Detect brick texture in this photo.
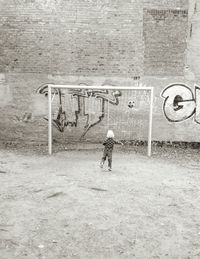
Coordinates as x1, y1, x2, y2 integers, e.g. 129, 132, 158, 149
186, 0, 200, 79
0, 0, 188, 77
0, 0, 144, 77
143, 9, 188, 76
144, 0, 188, 9
1, 0, 199, 145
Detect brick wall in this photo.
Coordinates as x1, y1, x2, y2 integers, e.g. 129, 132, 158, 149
0, 0, 188, 77
144, 0, 188, 9
0, 0, 144, 77
186, 0, 200, 79
143, 9, 188, 76
1, 73, 200, 145
2, 0, 200, 145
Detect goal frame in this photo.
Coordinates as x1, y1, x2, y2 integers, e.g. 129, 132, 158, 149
47, 84, 154, 156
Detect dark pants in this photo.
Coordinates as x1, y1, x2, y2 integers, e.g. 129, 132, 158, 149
101, 149, 112, 168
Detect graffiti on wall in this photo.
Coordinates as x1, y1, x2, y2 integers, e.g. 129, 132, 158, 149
36, 83, 121, 138
161, 83, 200, 124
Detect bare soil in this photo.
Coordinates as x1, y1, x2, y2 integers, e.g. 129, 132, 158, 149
0, 144, 200, 259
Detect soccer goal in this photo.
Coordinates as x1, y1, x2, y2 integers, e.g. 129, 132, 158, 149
47, 84, 154, 156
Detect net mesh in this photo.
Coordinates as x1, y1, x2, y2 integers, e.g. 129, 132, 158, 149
50, 87, 151, 143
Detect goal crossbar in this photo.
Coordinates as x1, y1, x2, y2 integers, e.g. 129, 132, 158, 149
48, 84, 154, 156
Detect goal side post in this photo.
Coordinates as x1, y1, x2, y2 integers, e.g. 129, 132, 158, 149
48, 84, 52, 155
47, 84, 153, 156
148, 87, 154, 157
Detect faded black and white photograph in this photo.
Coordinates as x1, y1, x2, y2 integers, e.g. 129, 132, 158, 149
0, 0, 200, 258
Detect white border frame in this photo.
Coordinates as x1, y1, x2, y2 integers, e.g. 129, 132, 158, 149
48, 84, 154, 156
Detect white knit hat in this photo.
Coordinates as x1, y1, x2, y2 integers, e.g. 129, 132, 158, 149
107, 130, 114, 138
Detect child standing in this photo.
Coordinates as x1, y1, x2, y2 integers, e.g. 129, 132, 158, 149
100, 130, 123, 171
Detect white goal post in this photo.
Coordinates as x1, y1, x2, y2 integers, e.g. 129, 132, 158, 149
48, 84, 154, 156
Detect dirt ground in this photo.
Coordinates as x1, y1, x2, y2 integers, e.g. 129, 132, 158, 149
0, 144, 200, 259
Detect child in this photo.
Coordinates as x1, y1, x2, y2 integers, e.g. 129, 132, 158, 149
100, 130, 123, 171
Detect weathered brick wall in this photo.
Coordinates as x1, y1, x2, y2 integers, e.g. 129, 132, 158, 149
0, 0, 144, 77
0, 0, 188, 77
143, 9, 188, 76
185, 0, 200, 80
144, 0, 188, 9
2, 0, 200, 145
1, 74, 200, 145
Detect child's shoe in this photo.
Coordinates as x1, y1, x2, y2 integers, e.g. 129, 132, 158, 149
100, 162, 103, 168
108, 167, 112, 171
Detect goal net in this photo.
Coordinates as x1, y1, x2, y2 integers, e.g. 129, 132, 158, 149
47, 84, 154, 156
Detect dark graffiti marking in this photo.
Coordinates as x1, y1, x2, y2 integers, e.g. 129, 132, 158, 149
70, 88, 121, 138
36, 83, 59, 97
161, 83, 200, 124
14, 112, 32, 123
36, 84, 121, 138
36, 83, 70, 132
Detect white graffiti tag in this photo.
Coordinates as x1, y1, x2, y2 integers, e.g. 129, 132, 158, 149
161, 83, 200, 123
